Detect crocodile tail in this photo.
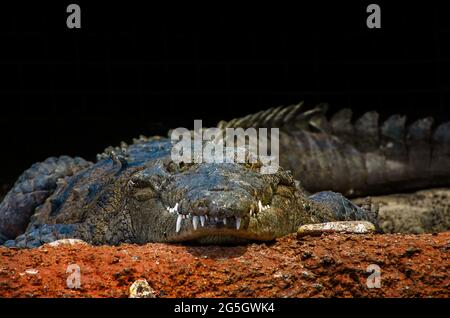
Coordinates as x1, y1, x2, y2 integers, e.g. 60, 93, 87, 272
430, 121, 450, 178
219, 103, 450, 196
0, 156, 92, 243
320, 108, 450, 195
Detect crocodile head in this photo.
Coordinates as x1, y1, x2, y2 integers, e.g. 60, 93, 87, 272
124, 139, 309, 244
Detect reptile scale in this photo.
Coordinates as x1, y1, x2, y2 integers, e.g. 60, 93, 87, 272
1, 103, 449, 247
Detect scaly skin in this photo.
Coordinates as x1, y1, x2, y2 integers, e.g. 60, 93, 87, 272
1, 102, 449, 247
0, 137, 375, 248
219, 103, 450, 196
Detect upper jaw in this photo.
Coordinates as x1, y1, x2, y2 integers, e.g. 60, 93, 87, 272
164, 213, 278, 243
165, 198, 273, 235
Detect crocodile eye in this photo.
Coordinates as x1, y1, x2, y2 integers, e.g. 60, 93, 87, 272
166, 160, 193, 173
129, 175, 153, 189
166, 161, 179, 173
132, 187, 157, 201
128, 174, 158, 201
128, 166, 169, 198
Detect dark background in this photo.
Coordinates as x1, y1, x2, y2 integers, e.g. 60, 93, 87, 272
0, 2, 449, 185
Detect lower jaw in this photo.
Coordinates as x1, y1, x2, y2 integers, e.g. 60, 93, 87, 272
168, 228, 276, 244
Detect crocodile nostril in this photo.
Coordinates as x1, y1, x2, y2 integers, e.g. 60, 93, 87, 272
195, 206, 208, 216
209, 186, 230, 191
207, 204, 222, 217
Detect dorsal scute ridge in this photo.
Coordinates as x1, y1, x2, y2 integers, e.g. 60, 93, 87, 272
216, 101, 334, 131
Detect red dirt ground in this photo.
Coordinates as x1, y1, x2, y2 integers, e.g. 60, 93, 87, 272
0, 232, 449, 298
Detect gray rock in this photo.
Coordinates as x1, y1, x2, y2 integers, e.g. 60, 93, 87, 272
297, 221, 376, 237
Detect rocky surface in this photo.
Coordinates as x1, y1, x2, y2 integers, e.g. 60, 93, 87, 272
354, 188, 450, 234
0, 232, 448, 298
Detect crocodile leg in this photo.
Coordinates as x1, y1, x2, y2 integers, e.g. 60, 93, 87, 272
309, 191, 379, 226
3, 223, 92, 248
0, 156, 92, 244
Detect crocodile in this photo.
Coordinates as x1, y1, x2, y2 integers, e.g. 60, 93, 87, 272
0, 103, 449, 248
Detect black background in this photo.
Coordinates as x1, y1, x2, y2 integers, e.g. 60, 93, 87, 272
0, 2, 449, 185
1, 298, 444, 316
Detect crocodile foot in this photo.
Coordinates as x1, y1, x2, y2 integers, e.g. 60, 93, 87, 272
3, 224, 88, 248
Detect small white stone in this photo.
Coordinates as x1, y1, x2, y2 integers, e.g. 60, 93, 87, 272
129, 279, 157, 298
297, 221, 376, 237
46, 239, 88, 247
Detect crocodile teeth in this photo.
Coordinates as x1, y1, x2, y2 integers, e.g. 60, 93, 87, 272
235, 217, 241, 230
167, 202, 179, 214
200, 215, 206, 227
176, 214, 183, 233
192, 216, 199, 230
257, 200, 269, 213
223, 218, 227, 225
